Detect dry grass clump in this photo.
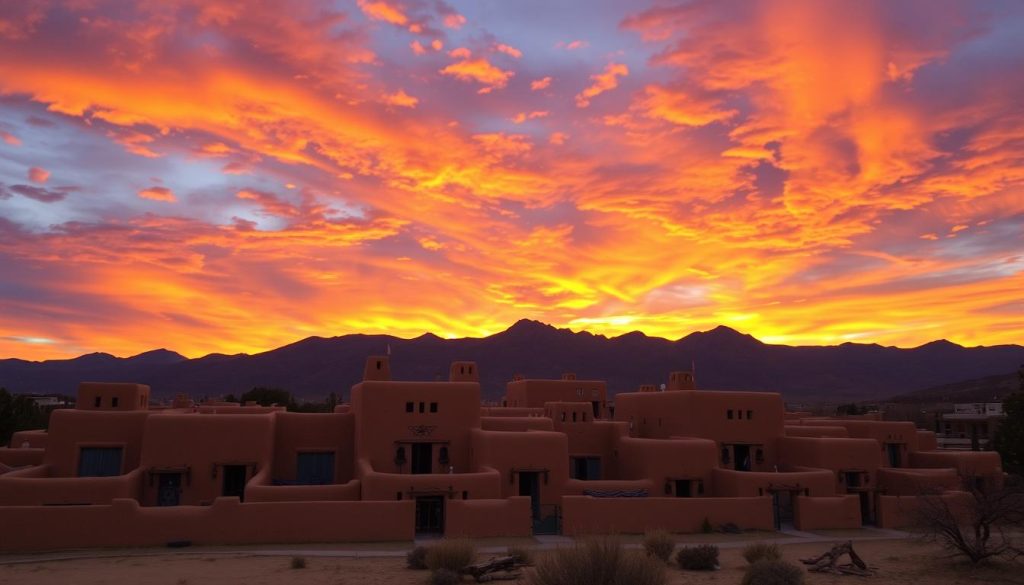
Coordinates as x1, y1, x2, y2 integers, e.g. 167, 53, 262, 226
530, 537, 666, 585
642, 530, 675, 562
742, 542, 782, 564
407, 545, 430, 570
675, 544, 719, 571
425, 539, 476, 573
508, 545, 533, 565
740, 559, 805, 585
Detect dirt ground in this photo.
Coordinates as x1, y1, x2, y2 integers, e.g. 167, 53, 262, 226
1, 538, 1022, 585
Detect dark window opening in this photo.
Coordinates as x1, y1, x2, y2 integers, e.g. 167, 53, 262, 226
438, 446, 450, 467
747, 410, 753, 420
396, 492, 403, 500
721, 447, 731, 465
94, 396, 101, 408
727, 409, 734, 420
222, 465, 247, 502
157, 473, 182, 506
111, 397, 119, 408
376, 360, 382, 370
406, 401, 414, 413
675, 479, 691, 497
572, 412, 577, 422
78, 447, 123, 477
591, 401, 600, 418
297, 452, 335, 485
462, 490, 468, 500
430, 402, 438, 413
570, 457, 601, 480
415, 496, 444, 534
734, 445, 751, 472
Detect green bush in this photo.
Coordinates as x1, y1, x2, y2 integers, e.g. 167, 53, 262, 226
740, 559, 805, 585
428, 568, 461, 585
742, 542, 782, 564
642, 530, 675, 563
530, 537, 666, 585
675, 544, 719, 571
425, 539, 476, 573
508, 545, 533, 565
407, 545, 430, 570
290, 556, 306, 569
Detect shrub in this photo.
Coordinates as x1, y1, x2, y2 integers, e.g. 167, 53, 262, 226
530, 537, 665, 585
425, 539, 476, 573
742, 542, 782, 564
407, 545, 430, 570
675, 545, 719, 571
642, 530, 675, 563
508, 545, 533, 565
740, 559, 805, 585
290, 556, 306, 569
428, 568, 461, 585
700, 517, 714, 533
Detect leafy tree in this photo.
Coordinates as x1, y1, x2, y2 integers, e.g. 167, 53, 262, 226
836, 403, 866, 416
0, 388, 50, 446
240, 387, 296, 409
993, 392, 1024, 475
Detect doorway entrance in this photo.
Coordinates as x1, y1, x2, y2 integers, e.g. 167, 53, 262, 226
411, 443, 433, 474
415, 496, 445, 534
222, 465, 247, 502
734, 445, 751, 471
771, 489, 797, 530
157, 473, 181, 506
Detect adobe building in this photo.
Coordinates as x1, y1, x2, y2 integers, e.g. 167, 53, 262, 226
0, 361, 1004, 551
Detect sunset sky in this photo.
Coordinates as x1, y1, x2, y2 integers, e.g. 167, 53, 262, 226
1, 0, 1022, 360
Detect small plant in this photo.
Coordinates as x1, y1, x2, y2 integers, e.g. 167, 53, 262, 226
428, 568, 461, 585
742, 542, 782, 564
642, 530, 675, 563
700, 517, 714, 533
425, 539, 476, 573
290, 556, 306, 569
531, 537, 666, 585
407, 545, 430, 570
676, 544, 719, 571
508, 545, 533, 565
741, 559, 805, 585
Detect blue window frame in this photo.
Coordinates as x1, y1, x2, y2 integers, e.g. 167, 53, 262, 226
78, 447, 123, 477
296, 452, 335, 485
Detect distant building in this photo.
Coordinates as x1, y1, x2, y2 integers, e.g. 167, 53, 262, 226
0, 361, 1005, 552
936, 403, 1005, 451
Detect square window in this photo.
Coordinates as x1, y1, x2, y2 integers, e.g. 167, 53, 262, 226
429, 402, 438, 413
405, 401, 414, 413
727, 409, 733, 419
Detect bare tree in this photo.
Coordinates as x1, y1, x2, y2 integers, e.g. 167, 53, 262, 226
912, 480, 1024, 563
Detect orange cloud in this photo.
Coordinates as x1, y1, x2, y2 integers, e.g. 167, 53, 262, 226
530, 76, 552, 91
28, 166, 49, 183
381, 89, 419, 108
443, 13, 466, 29
137, 186, 176, 202
496, 43, 522, 58
357, 0, 407, 26
440, 57, 514, 91
576, 62, 628, 107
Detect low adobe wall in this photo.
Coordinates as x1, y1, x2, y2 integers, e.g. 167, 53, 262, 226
246, 479, 362, 502
480, 417, 554, 432
877, 467, 960, 496
792, 495, 860, 530
9, 430, 48, 449
876, 491, 971, 529
0, 447, 45, 468
0, 497, 415, 552
445, 496, 532, 537
0, 466, 143, 505
561, 495, 773, 535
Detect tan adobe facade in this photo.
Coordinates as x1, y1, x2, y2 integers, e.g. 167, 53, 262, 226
0, 360, 1004, 551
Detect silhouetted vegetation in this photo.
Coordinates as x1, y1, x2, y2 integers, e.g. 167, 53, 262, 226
531, 537, 665, 585
835, 402, 868, 416
912, 484, 1024, 563
741, 559, 805, 585
240, 387, 295, 409
424, 539, 476, 573
407, 545, 430, 570
676, 544, 719, 571
508, 545, 532, 565
642, 530, 675, 562
0, 388, 51, 446
993, 392, 1024, 475
743, 542, 782, 564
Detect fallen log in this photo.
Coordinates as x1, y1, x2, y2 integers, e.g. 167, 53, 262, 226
462, 555, 526, 582
800, 541, 875, 576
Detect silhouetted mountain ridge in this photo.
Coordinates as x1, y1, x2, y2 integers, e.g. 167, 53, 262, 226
1, 323, 1021, 404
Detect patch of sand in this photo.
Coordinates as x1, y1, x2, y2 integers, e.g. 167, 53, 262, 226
1, 538, 1021, 585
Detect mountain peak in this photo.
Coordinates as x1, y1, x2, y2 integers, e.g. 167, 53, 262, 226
503, 319, 557, 335
126, 348, 187, 365
678, 325, 762, 346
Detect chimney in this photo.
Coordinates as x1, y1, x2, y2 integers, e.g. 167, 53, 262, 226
363, 355, 391, 381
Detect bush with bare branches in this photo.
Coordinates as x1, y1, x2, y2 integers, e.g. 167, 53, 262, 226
912, 483, 1024, 563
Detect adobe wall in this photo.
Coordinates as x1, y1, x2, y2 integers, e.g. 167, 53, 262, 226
246, 466, 361, 501
712, 468, 836, 497
480, 407, 545, 418
270, 411, 354, 483
0, 497, 414, 552
470, 429, 570, 505
480, 417, 554, 432
138, 413, 274, 506
783, 425, 848, 438
876, 468, 960, 496
616, 437, 717, 491
43, 409, 151, 477
9, 429, 49, 449
76, 382, 149, 411
910, 450, 1002, 476
357, 459, 503, 501
0, 447, 44, 468
445, 496, 532, 537
0, 466, 144, 505
778, 436, 880, 475
916, 430, 938, 451
504, 379, 607, 416
561, 496, 774, 534
352, 381, 480, 474
792, 495, 861, 530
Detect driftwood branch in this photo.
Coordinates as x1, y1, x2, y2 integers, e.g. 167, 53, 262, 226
800, 541, 876, 576
461, 555, 527, 583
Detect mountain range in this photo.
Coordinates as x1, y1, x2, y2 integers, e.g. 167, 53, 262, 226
1, 320, 1022, 404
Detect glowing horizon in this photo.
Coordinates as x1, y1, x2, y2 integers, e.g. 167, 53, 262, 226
1, 0, 1022, 361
